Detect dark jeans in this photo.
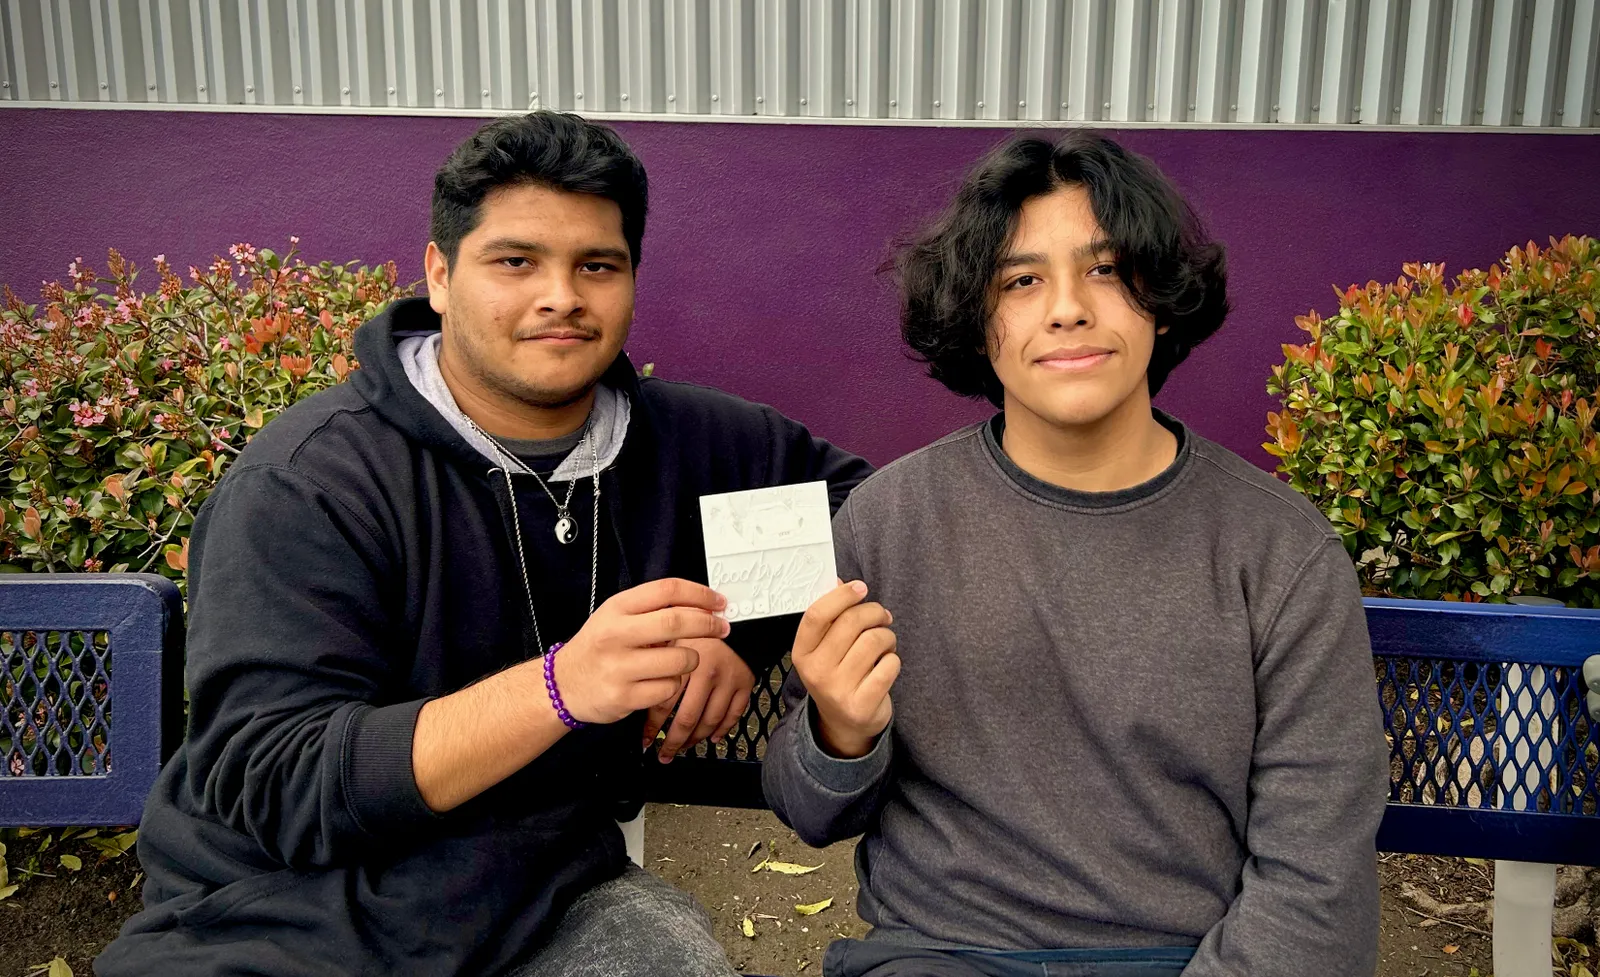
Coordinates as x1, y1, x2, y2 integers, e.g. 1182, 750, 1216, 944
824, 939, 1196, 977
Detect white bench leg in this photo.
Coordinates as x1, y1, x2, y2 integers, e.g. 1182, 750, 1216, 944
1493, 860, 1556, 977
620, 812, 645, 867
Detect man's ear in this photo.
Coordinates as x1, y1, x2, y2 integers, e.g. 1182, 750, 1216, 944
424, 242, 451, 316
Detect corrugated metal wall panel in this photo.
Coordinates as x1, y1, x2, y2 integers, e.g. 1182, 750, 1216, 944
1, 0, 1594, 127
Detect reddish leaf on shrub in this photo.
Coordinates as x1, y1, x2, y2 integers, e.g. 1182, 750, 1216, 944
21, 506, 40, 540
103, 475, 126, 502
164, 539, 188, 572
332, 354, 351, 381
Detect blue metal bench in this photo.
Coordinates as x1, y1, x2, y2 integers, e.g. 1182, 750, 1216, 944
4, 577, 1599, 976
4, 577, 1599, 854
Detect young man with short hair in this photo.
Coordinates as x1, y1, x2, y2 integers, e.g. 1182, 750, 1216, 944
97, 112, 871, 977
768, 133, 1388, 977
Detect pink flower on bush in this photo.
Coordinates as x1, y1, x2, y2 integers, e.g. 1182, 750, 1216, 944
152, 413, 169, 429
290, 236, 301, 245
229, 243, 258, 265
113, 298, 137, 323
123, 378, 138, 397
159, 357, 176, 372
218, 336, 232, 351
83, 557, 103, 572
69, 400, 107, 426
20, 378, 39, 398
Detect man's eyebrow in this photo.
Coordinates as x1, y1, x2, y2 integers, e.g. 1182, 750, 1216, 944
577, 246, 633, 264
476, 237, 551, 257
997, 251, 1046, 270
1073, 238, 1116, 261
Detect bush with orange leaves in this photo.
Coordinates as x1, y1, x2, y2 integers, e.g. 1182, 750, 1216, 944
0, 240, 415, 590
1268, 235, 1600, 603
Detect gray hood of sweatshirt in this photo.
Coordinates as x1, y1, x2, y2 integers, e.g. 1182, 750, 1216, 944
396, 331, 629, 481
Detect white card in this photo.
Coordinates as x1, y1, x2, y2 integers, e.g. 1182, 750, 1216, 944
700, 481, 837, 623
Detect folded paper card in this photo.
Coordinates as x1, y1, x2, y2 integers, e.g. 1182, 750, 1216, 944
699, 481, 837, 623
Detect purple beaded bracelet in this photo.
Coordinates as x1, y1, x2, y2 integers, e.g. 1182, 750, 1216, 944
543, 642, 585, 730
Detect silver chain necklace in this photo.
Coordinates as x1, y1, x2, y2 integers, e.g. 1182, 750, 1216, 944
470, 416, 601, 651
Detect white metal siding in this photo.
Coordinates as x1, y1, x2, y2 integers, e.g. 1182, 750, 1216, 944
1, 0, 1595, 127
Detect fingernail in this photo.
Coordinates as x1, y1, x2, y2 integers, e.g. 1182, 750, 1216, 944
886, 609, 893, 624
720, 619, 732, 637
659, 753, 673, 765
714, 591, 728, 609
850, 580, 868, 596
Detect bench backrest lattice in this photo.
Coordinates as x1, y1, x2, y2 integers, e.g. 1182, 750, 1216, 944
0, 575, 183, 826
1367, 598, 1600, 865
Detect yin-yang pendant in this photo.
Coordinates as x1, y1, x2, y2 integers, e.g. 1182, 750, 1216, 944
554, 514, 577, 545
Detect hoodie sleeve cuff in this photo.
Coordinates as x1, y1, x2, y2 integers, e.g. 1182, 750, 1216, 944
340, 699, 441, 834
796, 697, 892, 795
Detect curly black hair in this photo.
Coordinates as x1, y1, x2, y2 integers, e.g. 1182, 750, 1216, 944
431, 111, 649, 271
897, 132, 1229, 406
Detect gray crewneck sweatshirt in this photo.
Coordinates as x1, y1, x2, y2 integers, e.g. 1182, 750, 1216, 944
763, 414, 1387, 976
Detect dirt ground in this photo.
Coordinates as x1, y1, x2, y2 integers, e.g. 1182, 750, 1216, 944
0, 806, 1585, 977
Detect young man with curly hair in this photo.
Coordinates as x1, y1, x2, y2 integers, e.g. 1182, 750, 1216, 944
765, 133, 1389, 976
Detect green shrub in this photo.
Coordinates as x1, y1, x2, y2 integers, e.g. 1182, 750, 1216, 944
1268, 235, 1600, 603
1, 242, 415, 588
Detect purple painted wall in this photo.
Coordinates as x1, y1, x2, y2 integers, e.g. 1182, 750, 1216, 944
3, 109, 1597, 468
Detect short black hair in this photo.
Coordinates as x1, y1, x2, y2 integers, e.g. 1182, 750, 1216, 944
897, 132, 1229, 406
431, 111, 649, 270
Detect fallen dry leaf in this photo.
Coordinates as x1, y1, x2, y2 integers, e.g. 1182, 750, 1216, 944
741, 917, 756, 938
763, 860, 823, 876
795, 898, 834, 916
1443, 945, 1459, 954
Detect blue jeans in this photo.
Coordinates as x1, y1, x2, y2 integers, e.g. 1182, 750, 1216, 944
824, 938, 1196, 977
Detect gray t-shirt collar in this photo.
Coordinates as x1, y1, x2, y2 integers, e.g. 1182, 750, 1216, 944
982, 409, 1192, 509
